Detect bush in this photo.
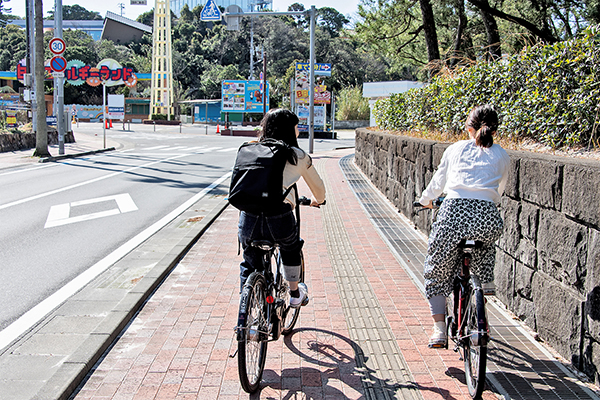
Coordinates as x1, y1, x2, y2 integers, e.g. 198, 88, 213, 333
373, 25, 600, 148
336, 86, 370, 121
151, 113, 176, 121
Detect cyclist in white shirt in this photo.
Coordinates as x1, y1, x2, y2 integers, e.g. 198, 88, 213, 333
419, 105, 510, 348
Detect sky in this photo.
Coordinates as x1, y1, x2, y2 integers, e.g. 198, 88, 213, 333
6, 0, 361, 22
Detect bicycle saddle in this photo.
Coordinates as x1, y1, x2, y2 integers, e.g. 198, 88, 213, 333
250, 240, 276, 251
458, 239, 484, 249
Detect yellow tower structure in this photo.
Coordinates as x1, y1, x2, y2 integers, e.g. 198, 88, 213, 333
149, 0, 174, 119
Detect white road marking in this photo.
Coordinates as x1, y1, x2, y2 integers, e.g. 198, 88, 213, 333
143, 145, 170, 150
0, 164, 56, 177
45, 193, 138, 228
0, 153, 189, 211
218, 147, 238, 152
0, 172, 231, 352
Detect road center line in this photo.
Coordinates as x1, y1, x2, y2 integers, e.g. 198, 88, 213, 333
0, 171, 232, 352
0, 153, 189, 211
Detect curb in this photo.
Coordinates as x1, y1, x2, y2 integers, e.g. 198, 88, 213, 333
39, 198, 230, 400
0, 191, 231, 400
38, 147, 116, 163
35, 197, 230, 400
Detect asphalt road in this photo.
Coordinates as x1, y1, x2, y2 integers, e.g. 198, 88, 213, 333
0, 123, 355, 334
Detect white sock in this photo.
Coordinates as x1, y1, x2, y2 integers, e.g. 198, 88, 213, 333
434, 321, 446, 333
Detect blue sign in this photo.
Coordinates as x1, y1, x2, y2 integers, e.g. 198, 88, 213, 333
46, 116, 57, 125
200, 0, 222, 21
221, 80, 270, 113
295, 62, 332, 76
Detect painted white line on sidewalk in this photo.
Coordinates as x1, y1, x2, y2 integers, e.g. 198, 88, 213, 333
0, 171, 231, 352
0, 153, 189, 211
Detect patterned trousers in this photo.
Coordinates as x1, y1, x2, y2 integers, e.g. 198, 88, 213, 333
424, 198, 503, 299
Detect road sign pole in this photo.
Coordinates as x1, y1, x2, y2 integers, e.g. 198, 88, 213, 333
54, 0, 65, 155
309, 5, 315, 154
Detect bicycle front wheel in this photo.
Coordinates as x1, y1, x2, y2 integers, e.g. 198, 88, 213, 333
281, 250, 305, 335
464, 289, 488, 399
238, 272, 268, 393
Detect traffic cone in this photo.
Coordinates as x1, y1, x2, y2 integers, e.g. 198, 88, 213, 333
216, 124, 220, 134
105, 119, 109, 129
109, 119, 113, 128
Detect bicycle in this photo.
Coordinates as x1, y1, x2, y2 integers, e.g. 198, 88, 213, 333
414, 198, 490, 399
235, 195, 320, 393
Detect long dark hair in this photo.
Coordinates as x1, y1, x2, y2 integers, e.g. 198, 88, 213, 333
258, 108, 300, 164
466, 105, 499, 148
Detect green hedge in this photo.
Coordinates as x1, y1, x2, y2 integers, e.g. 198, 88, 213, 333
373, 25, 600, 148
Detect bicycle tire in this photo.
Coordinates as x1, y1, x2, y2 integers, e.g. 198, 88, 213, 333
281, 250, 305, 335
464, 289, 488, 399
238, 272, 268, 393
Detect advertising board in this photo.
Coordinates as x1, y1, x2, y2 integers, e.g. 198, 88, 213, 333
221, 80, 270, 113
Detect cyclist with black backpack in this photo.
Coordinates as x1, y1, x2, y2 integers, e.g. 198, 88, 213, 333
231, 108, 326, 308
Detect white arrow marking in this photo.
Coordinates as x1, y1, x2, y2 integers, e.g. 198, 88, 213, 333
45, 193, 138, 228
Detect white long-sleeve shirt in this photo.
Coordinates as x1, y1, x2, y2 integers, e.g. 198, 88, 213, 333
419, 139, 510, 205
283, 147, 326, 207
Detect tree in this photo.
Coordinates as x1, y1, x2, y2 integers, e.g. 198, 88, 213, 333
0, 0, 12, 27
46, 4, 102, 20
317, 7, 349, 37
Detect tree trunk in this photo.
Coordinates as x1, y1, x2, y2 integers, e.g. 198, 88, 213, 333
450, 0, 468, 67
33, 0, 49, 157
479, 0, 502, 60
419, 0, 440, 72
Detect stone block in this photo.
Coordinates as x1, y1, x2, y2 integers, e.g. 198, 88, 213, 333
538, 209, 587, 290
532, 272, 583, 360
494, 250, 515, 309
586, 228, 600, 287
514, 261, 535, 300
586, 287, 600, 342
498, 197, 520, 254
519, 156, 562, 210
519, 201, 539, 243
563, 162, 600, 228
516, 239, 537, 270
581, 339, 600, 387
431, 143, 448, 171
503, 153, 520, 199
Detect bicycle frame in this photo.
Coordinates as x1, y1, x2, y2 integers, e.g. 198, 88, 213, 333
452, 252, 489, 350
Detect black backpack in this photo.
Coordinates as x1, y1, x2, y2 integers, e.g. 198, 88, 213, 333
228, 139, 296, 214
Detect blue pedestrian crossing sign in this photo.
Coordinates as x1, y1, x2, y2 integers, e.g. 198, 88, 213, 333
200, 0, 222, 21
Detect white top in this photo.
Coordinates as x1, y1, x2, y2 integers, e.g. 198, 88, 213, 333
419, 139, 510, 205
283, 147, 326, 207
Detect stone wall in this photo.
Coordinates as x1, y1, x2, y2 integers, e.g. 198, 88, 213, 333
355, 128, 600, 385
0, 130, 75, 153
335, 120, 370, 129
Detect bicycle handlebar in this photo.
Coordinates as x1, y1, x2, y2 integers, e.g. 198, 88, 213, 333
413, 197, 445, 211
298, 196, 326, 207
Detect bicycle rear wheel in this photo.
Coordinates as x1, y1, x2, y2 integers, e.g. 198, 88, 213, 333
238, 272, 268, 393
464, 289, 488, 399
281, 250, 305, 335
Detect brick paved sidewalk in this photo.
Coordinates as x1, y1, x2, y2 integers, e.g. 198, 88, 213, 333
70, 149, 498, 400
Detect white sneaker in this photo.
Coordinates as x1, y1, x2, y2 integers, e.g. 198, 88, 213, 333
289, 283, 308, 308
428, 321, 448, 348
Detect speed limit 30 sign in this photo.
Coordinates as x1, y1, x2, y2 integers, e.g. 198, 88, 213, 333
49, 37, 66, 55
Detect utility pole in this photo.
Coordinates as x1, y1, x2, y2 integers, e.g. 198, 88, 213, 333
118, 3, 125, 16
34, 0, 50, 157
26, 0, 36, 132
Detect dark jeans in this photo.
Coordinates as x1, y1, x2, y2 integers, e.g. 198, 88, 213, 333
238, 207, 304, 290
